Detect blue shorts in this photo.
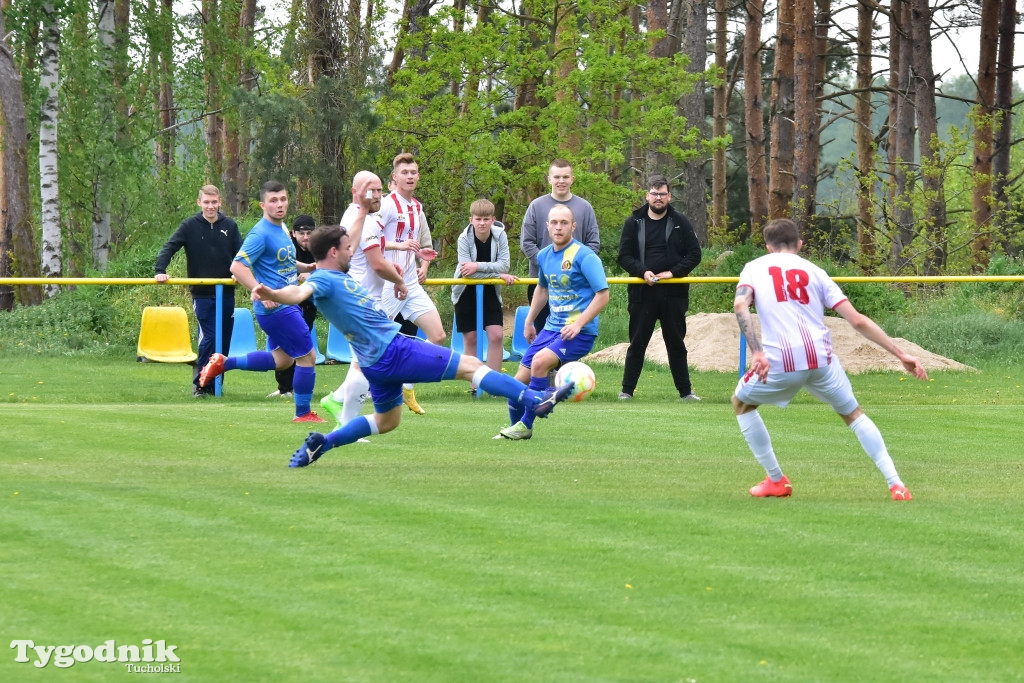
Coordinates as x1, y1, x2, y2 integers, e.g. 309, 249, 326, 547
521, 329, 596, 369
363, 334, 460, 412
257, 305, 315, 359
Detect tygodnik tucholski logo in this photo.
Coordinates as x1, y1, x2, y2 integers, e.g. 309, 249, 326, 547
11, 639, 180, 672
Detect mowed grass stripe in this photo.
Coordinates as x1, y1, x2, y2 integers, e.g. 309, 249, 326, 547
3, 361, 1023, 680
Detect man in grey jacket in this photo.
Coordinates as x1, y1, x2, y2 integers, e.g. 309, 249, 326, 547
520, 159, 600, 331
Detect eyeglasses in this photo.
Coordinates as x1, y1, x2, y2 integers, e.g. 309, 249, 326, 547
648, 191, 670, 198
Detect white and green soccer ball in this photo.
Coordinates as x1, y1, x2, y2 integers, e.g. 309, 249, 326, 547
555, 361, 596, 402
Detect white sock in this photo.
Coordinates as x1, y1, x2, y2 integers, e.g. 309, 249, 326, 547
365, 413, 380, 436
849, 414, 902, 486
331, 377, 348, 402
737, 411, 783, 481
471, 365, 491, 388
340, 368, 370, 426
402, 383, 414, 391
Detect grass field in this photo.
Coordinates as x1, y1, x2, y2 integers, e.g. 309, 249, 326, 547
2, 355, 1023, 681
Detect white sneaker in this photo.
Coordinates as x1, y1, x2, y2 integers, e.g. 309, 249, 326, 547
267, 390, 294, 398
680, 392, 702, 402
618, 392, 633, 400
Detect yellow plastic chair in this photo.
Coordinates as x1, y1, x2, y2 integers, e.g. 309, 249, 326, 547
137, 306, 198, 363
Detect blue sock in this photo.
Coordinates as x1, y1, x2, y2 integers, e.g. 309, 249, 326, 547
521, 376, 551, 429
226, 351, 276, 372
478, 370, 528, 402
508, 398, 525, 427
325, 415, 374, 449
293, 365, 315, 416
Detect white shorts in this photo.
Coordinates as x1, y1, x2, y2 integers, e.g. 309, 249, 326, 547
380, 282, 438, 323
734, 355, 859, 415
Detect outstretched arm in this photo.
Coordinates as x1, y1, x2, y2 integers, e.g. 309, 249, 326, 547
834, 301, 929, 380
734, 285, 768, 382
252, 282, 315, 306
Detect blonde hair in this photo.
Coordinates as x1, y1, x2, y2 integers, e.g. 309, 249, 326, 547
198, 184, 220, 199
392, 152, 416, 170
470, 199, 495, 217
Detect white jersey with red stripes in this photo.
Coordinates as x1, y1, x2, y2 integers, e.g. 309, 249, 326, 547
737, 251, 849, 373
340, 203, 386, 300
379, 191, 430, 288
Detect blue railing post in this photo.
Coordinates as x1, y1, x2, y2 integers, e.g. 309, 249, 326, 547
739, 333, 746, 378
474, 284, 484, 398
215, 284, 224, 397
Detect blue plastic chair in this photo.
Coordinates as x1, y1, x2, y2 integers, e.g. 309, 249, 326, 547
229, 308, 259, 356
326, 323, 353, 363
449, 316, 465, 354
510, 305, 531, 360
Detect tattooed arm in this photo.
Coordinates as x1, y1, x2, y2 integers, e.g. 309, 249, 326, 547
734, 285, 768, 382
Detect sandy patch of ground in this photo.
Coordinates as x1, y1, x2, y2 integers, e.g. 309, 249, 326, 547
584, 312, 974, 374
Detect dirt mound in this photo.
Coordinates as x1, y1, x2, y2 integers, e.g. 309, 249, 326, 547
585, 312, 974, 374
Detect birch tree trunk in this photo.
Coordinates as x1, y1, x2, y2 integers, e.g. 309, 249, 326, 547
39, 2, 62, 295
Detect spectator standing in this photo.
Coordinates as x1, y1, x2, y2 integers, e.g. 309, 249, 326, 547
377, 153, 443, 414
451, 199, 517, 371
520, 159, 600, 331
198, 181, 323, 423
616, 174, 702, 401
154, 184, 241, 397
268, 214, 318, 398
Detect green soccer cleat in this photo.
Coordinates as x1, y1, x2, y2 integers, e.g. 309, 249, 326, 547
497, 421, 533, 440
320, 394, 344, 427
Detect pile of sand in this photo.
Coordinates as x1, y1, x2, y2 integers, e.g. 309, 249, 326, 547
584, 312, 974, 374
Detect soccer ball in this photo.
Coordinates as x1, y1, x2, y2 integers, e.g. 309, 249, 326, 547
554, 361, 596, 402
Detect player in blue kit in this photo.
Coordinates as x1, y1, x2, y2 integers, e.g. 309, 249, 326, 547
251, 187, 574, 468
496, 204, 610, 440
199, 181, 323, 422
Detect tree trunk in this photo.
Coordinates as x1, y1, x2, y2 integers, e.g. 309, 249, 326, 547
887, 0, 915, 271
202, 0, 224, 182
0, 11, 42, 308
461, 2, 491, 116
156, 0, 176, 169
911, 0, 946, 275
791, 0, 818, 231
386, 0, 439, 86
971, 0, 999, 271
768, 0, 794, 219
222, 0, 242, 211
994, 0, 1016, 256
677, 0, 708, 245
39, 2, 62, 295
853, 0, 876, 271
235, 0, 257, 215
744, 0, 768, 239
93, 0, 115, 271
710, 0, 728, 242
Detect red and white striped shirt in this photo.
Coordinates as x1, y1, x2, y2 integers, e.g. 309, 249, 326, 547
378, 192, 430, 288
737, 252, 848, 373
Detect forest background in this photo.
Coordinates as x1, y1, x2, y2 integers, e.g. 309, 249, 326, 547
0, 0, 1021, 316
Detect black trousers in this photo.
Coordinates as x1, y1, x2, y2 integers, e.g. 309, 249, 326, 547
621, 291, 692, 397
192, 296, 235, 392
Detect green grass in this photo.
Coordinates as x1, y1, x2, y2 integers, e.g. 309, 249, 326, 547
2, 356, 1023, 681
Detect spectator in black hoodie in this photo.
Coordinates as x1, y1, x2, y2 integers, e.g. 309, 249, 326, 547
155, 185, 242, 397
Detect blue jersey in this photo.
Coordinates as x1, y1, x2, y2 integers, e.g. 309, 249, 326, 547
537, 239, 608, 336
304, 268, 401, 367
235, 218, 298, 315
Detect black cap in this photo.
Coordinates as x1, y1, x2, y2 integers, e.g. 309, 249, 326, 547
292, 214, 316, 231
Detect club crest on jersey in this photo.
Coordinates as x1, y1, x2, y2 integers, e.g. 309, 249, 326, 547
561, 258, 572, 270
